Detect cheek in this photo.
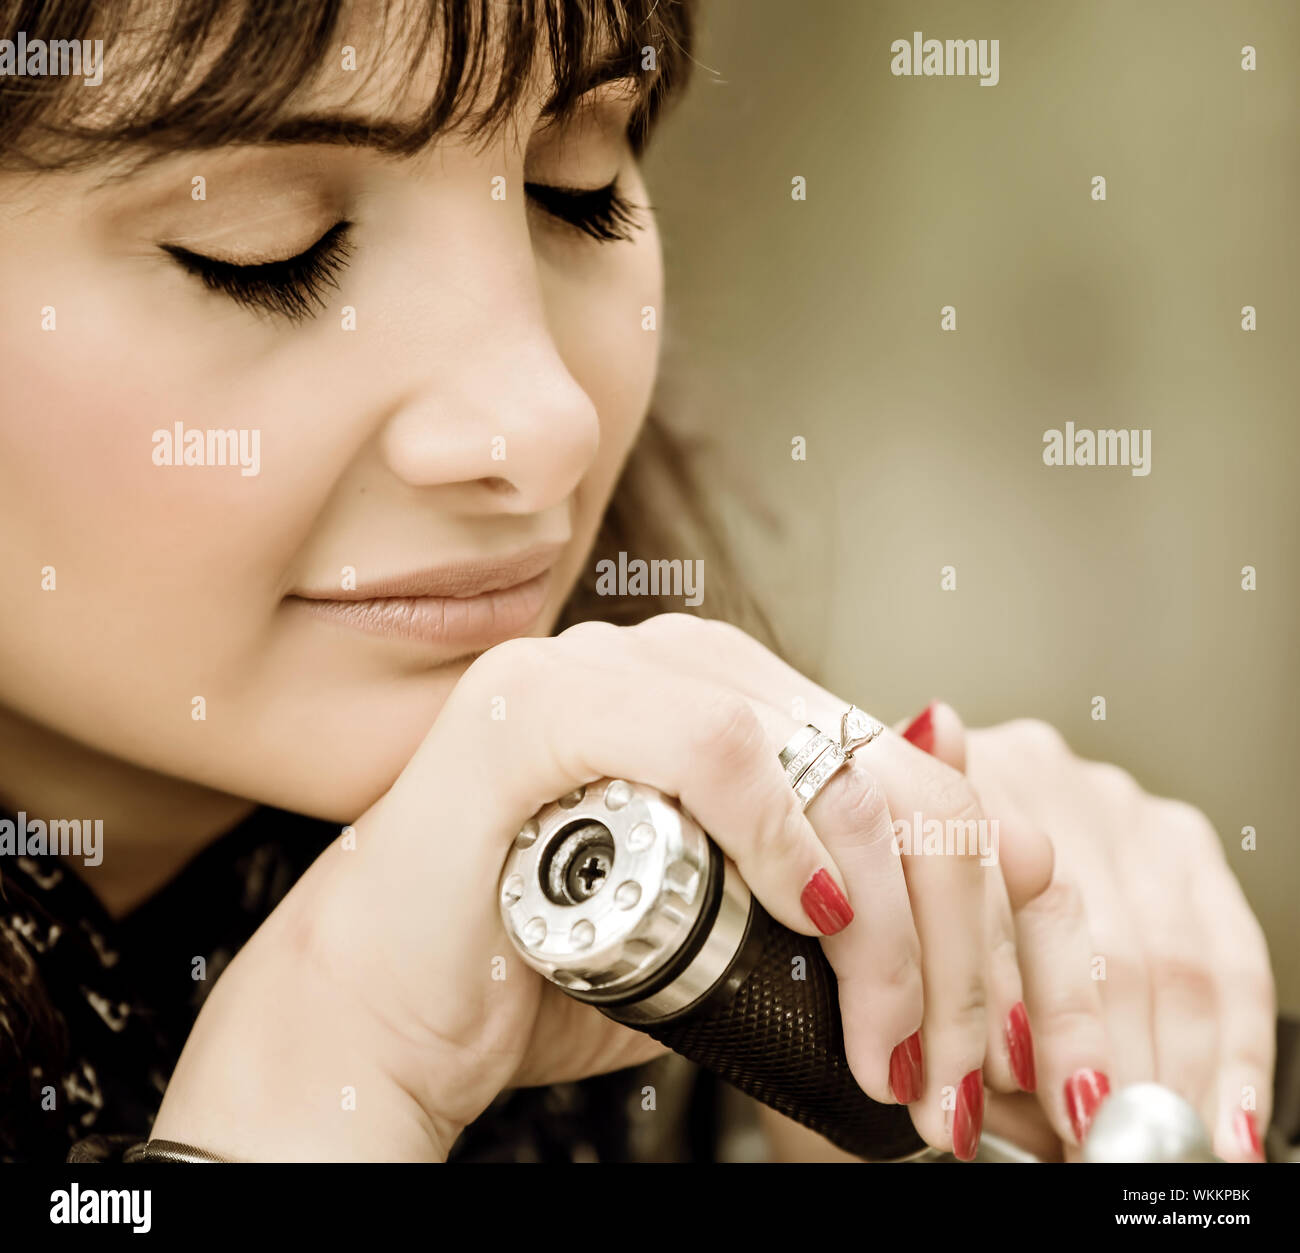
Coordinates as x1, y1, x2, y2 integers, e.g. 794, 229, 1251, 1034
546, 220, 664, 494
0, 247, 338, 763
1, 313, 287, 635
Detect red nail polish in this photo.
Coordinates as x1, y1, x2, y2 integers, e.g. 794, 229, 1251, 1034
800, 868, 853, 935
1234, 1110, 1265, 1162
1064, 1068, 1110, 1143
1005, 1002, 1037, 1092
901, 705, 935, 754
952, 1069, 984, 1161
889, 1031, 924, 1104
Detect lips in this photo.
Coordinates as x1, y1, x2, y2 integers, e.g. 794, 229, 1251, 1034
287, 542, 563, 653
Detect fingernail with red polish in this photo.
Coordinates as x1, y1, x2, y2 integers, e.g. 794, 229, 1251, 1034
952, 1069, 984, 1161
901, 705, 935, 754
1005, 1002, 1037, 1092
800, 868, 853, 935
889, 1031, 924, 1104
1064, 1068, 1110, 1143
1234, 1110, 1265, 1162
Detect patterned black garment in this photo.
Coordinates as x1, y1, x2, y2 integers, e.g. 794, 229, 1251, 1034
0, 804, 653, 1163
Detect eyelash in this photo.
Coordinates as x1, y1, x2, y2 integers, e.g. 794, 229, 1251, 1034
523, 179, 644, 244
161, 220, 354, 324
161, 180, 644, 323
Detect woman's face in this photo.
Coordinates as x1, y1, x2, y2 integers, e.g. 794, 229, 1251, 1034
0, 21, 663, 823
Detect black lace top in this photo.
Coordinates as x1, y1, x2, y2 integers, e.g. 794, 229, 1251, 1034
0, 805, 671, 1163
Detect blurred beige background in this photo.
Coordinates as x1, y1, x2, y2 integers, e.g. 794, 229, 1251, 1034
642, 0, 1300, 1009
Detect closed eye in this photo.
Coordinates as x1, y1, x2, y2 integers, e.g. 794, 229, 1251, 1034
524, 178, 645, 243
160, 220, 353, 323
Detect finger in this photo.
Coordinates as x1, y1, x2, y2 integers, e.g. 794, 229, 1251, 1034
895, 704, 1042, 1097
1079, 906, 1155, 1097
974, 740, 1155, 1101
957, 726, 1056, 911
895, 700, 967, 773
1011, 869, 1114, 1149
799, 756, 926, 1109
705, 698, 928, 1110
984, 866, 1036, 1095
694, 696, 928, 1115
1194, 858, 1275, 1162
899, 714, 1032, 1099
1117, 806, 1219, 1122
1075, 886, 1155, 1097
855, 734, 990, 1159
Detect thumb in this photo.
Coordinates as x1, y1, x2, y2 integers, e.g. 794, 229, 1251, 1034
894, 700, 967, 773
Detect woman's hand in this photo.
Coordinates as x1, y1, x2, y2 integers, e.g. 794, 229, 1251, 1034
918, 710, 1275, 1163
153, 615, 1024, 1160
626, 618, 1071, 1158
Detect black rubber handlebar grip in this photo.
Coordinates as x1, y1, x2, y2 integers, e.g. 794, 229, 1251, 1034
580, 842, 926, 1161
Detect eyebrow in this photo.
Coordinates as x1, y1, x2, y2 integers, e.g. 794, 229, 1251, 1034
88, 51, 646, 187
255, 58, 641, 150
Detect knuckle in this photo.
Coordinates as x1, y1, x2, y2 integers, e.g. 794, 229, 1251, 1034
910, 754, 982, 824
1088, 936, 1146, 988
944, 971, 988, 1034
1012, 717, 1069, 759
1086, 761, 1142, 804
1028, 876, 1087, 926
702, 616, 752, 647
462, 634, 550, 691
633, 611, 707, 646
637, 611, 698, 636
1147, 950, 1218, 1004
813, 759, 891, 840
1155, 799, 1224, 860
697, 695, 768, 775
943, 774, 984, 828
754, 788, 810, 865
1033, 1001, 1103, 1042
987, 928, 1019, 976
636, 612, 752, 658
876, 944, 923, 995
556, 618, 622, 652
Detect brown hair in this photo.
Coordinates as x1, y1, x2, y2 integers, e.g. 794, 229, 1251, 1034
2, 0, 687, 167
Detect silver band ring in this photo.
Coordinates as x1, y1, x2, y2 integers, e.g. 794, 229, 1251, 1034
779, 706, 885, 811
780, 727, 846, 811
778, 724, 821, 772
781, 725, 834, 786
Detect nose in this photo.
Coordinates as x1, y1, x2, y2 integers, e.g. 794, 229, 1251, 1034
376, 275, 601, 518
380, 341, 601, 515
